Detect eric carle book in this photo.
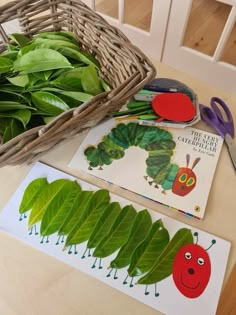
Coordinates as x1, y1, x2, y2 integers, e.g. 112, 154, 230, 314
69, 119, 224, 220
0, 162, 230, 315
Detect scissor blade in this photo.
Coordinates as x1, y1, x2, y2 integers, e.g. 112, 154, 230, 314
225, 134, 236, 171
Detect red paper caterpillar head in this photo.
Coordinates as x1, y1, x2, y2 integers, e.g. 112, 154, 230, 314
173, 233, 216, 298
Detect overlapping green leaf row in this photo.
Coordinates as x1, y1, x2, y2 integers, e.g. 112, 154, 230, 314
84, 122, 179, 191
19, 177, 193, 285
0, 32, 110, 143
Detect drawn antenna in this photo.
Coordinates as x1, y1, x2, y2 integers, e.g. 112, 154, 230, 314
206, 239, 216, 251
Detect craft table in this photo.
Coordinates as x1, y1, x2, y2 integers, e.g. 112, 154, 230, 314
0, 4, 235, 310
0, 59, 235, 315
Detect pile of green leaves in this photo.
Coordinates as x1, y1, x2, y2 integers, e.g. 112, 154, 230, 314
0, 31, 110, 143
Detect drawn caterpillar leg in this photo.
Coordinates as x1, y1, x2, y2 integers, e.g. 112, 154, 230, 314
29, 225, 38, 236
19, 213, 27, 221
55, 234, 65, 245
145, 285, 150, 295
123, 274, 134, 288
144, 284, 159, 297
81, 248, 92, 259
123, 274, 129, 285
106, 268, 118, 279
40, 236, 49, 244
92, 258, 102, 269
67, 245, 78, 255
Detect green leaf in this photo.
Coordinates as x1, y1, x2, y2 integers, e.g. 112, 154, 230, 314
51, 77, 83, 91
0, 118, 11, 135
81, 65, 103, 95
31, 109, 55, 117
101, 79, 111, 92
110, 209, 152, 269
0, 85, 24, 93
48, 46, 99, 68
33, 38, 81, 52
9, 33, 31, 48
31, 91, 70, 115
31, 38, 99, 67
87, 202, 121, 249
138, 228, 194, 285
34, 32, 79, 45
40, 181, 81, 236
27, 73, 42, 87
48, 68, 71, 81
1, 51, 18, 61
65, 189, 110, 246
53, 31, 78, 43
0, 109, 31, 128
3, 119, 24, 143
0, 101, 34, 112
93, 205, 137, 258
50, 93, 81, 109
32, 70, 52, 82
19, 178, 48, 214
0, 57, 13, 73
128, 219, 170, 277
42, 116, 56, 124
0, 90, 30, 104
13, 48, 72, 74
28, 179, 72, 227
77, 51, 99, 68
43, 88, 93, 103
7, 74, 29, 87
5, 44, 19, 52
58, 190, 93, 236
18, 42, 39, 56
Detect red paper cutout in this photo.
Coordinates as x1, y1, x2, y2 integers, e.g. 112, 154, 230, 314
152, 93, 196, 122
172, 243, 211, 298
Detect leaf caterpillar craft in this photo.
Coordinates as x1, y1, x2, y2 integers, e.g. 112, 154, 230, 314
19, 177, 215, 298
84, 122, 201, 196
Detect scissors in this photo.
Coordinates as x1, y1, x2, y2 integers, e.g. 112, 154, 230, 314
199, 97, 236, 170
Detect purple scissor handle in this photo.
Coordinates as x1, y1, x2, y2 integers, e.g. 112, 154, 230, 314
200, 97, 236, 171
199, 97, 234, 139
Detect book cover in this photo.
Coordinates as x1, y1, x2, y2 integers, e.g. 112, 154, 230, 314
69, 119, 223, 220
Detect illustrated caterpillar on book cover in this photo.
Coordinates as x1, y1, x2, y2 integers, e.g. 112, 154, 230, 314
84, 123, 201, 196
19, 177, 215, 299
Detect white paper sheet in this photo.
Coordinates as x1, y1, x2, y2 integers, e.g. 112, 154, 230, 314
0, 162, 230, 315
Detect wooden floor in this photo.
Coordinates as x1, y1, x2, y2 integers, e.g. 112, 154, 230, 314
95, 0, 236, 65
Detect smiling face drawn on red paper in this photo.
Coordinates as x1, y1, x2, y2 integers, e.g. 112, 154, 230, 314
172, 243, 211, 298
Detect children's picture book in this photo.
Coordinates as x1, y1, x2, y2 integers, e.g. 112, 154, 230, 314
69, 119, 224, 220
0, 162, 230, 315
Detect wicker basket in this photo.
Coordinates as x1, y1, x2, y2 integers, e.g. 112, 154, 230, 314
0, 0, 156, 167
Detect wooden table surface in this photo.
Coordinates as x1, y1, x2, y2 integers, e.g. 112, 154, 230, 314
0, 1, 236, 314
0, 59, 235, 315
